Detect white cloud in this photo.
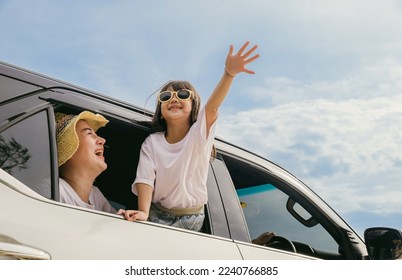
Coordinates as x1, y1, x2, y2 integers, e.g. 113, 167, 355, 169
247, 58, 402, 107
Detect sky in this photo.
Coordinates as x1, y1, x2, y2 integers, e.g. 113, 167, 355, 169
1, 0, 401, 237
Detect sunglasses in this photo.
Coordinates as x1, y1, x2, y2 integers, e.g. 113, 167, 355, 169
158, 89, 193, 103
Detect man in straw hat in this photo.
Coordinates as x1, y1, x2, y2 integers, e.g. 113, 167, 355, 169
56, 111, 117, 213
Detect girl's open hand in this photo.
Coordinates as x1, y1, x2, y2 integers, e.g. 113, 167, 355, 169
225, 41, 259, 77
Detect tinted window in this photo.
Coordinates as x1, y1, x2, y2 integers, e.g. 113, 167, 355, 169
0, 111, 52, 198
221, 153, 339, 256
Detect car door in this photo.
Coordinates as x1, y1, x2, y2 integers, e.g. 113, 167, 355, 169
211, 143, 368, 260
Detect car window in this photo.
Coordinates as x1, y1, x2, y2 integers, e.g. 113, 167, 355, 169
0, 110, 52, 198
220, 153, 339, 256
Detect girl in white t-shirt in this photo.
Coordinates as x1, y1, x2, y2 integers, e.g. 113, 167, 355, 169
119, 42, 259, 231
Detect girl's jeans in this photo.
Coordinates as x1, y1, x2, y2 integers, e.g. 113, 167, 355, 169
148, 204, 205, 232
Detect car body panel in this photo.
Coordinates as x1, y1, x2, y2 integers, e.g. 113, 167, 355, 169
236, 242, 317, 260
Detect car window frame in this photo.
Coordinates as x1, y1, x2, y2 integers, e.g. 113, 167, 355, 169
41, 90, 235, 239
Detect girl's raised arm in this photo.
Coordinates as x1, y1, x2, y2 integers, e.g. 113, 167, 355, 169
205, 41, 259, 131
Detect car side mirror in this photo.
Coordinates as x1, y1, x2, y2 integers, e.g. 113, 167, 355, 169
364, 227, 402, 260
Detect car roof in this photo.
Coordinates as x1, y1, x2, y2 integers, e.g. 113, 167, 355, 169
0, 60, 152, 117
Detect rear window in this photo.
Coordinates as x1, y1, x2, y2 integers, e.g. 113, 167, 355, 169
0, 110, 53, 198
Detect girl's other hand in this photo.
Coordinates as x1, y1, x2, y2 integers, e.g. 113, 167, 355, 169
117, 209, 149, 221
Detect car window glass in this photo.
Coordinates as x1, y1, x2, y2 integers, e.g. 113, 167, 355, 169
221, 154, 339, 256
0, 111, 52, 198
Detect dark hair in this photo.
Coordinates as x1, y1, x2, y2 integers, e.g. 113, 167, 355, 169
152, 80, 201, 132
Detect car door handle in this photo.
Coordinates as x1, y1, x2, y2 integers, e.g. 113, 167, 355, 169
0, 234, 51, 260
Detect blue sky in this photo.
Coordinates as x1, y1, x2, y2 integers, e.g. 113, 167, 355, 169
1, 0, 401, 237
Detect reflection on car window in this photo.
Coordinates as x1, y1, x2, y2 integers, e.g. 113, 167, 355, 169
0, 111, 52, 198
221, 154, 339, 255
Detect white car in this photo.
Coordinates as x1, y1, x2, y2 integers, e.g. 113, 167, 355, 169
0, 61, 400, 260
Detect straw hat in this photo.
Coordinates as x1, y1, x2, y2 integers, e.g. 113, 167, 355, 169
56, 111, 109, 167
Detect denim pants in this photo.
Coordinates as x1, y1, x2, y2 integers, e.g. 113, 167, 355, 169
148, 204, 205, 232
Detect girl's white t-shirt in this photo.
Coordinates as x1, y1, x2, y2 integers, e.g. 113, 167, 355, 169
59, 178, 116, 213
132, 107, 216, 209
